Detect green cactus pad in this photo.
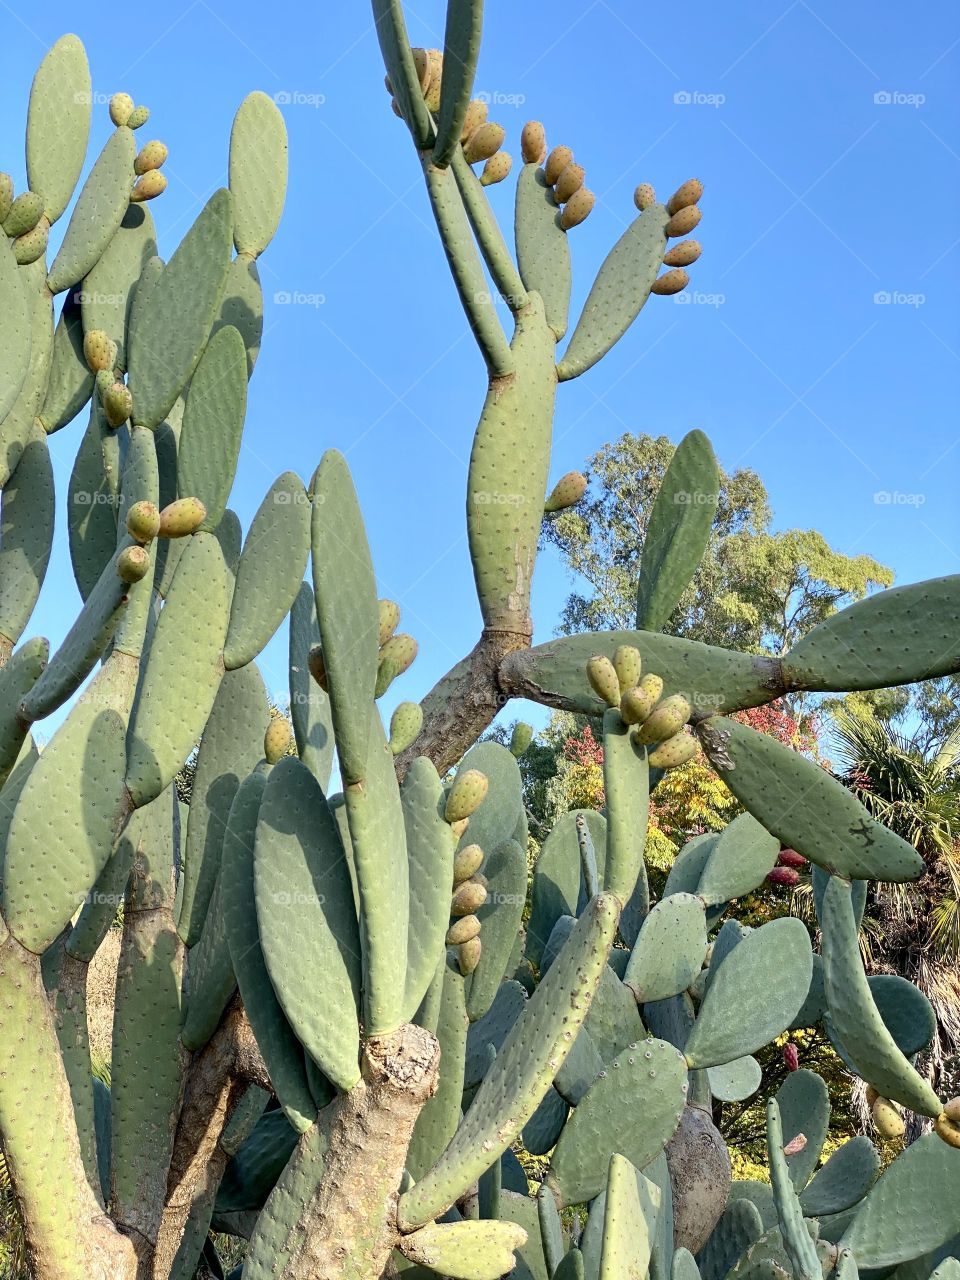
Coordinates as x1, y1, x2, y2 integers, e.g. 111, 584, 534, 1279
497, 1191, 549, 1280
599, 1155, 661, 1280
125, 531, 232, 808
223, 472, 311, 670
696, 717, 925, 883
0, 432, 54, 647
775, 1068, 830, 1190
399, 895, 620, 1229
66, 831, 135, 964
547, 1037, 687, 1206
864, 974, 936, 1056
0, 256, 53, 490
242, 1121, 328, 1279
407, 965, 468, 1182
38, 287, 94, 433
538, 1181, 565, 1277
465, 838, 526, 1022
180, 861, 236, 1050
454, 740, 526, 866
697, 813, 780, 908
229, 92, 288, 258
528, 809, 606, 966
310, 449, 380, 785
635, 430, 719, 632
216, 1107, 299, 1213
254, 757, 361, 1092
602, 708, 650, 908
81, 203, 157, 373
176, 324, 247, 530
212, 253, 264, 375
400, 1220, 529, 1280
798, 1137, 878, 1217
558, 203, 670, 381
515, 165, 572, 339
47, 127, 136, 295
67, 405, 121, 598
127, 188, 233, 429
288, 582, 335, 788
623, 892, 707, 1004
662, 833, 718, 897
767, 1099, 822, 1280
674, 1250, 702, 1280
783, 576, 960, 691
26, 35, 91, 224
401, 757, 454, 1021
706, 1055, 762, 1103
840, 1134, 960, 1268
220, 768, 317, 1131
583, 964, 646, 1065
0, 638, 47, 784
554, 1026, 604, 1106
432, 0, 483, 165
698, 1199, 765, 1280
0, 241, 32, 423
684, 918, 812, 1069
464, 979, 527, 1088
557, 1250, 587, 1280
2, 694, 127, 952
523, 1087, 569, 1156
819, 874, 941, 1115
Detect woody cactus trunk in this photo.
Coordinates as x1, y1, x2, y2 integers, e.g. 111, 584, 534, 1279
1, 8, 959, 1280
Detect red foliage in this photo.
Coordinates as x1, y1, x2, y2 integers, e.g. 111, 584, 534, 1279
563, 723, 604, 767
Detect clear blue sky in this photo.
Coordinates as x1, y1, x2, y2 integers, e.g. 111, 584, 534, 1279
3, 1, 959, 734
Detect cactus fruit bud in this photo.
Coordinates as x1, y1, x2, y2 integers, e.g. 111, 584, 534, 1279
633, 693, 692, 745
389, 701, 423, 755
307, 643, 328, 691
463, 122, 506, 165
84, 330, 118, 374
445, 769, 489, 823
647, 730, 697, 770
134, 141, 168, 175
109, 93, 135, 126
461, 99, 489, 141
378, 599, 401, 646
664, 240, 702, 267
778, 849, 808, 869
453, 844, 484, 885
264, 717, 293, 764
117, 545, 151, 584
451, 878, 488, 916
620, 674, 664, 726
544, 146, 574, 186
783, 1043, 799, 1072
633, 183, 656, 211
13, 219, 49, 266
665, 206, 701, 238
127, 105, 150, 129
95, 370, 115, 403
158, 497, 207, 538
510, 723, 533, 757
560, 188, 595, 230
378, 632, 418, 676
783, 1133, 807, 1157
933, 1099, 960, 1149
865, 1086, 879, 1107
872, 1097, 905, 1141
103, 381, 133, 428
458, 936, 482, 975
767, 866, 800, 888
520, 122, 547, 165
480, 152, 513, 186
2, 191, 44, 238
446, 915, 481, 945
390, 98, 403, 119
613, 645, 642, 694
0, 174, 12, 224
449, 818, 469, 842
651, 269, 689, 296
666, 178, 704, 216
126, 501, 161, 544
544, 471, 587, 513
410, 48, 431, 92
131, 171, 167, 202
586, 655, 621, 708
423, 49, 444, 112
554, 162, 586, 204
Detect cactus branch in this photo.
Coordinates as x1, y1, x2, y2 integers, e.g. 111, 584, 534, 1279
450, 148, 528, 311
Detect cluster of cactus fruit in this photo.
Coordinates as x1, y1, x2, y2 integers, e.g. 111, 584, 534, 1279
0, 8, 959, 1280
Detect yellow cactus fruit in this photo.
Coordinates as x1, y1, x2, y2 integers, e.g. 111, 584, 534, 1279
554, 162, 586, 204
458, 936, 482, 974
620, 674, 664, 725
134, 140, 168, 175
560, 188, 595, 230
307, 643, 328, 691
634, 693, 692, 746
865, 1086, 879, 1108
410, 48, 431, 92
480, 152, 513, 187
445, 769, 489, 823
461, 99, 489, 141
264, 717, 293, 764
126, 500, 161, 544
871, 1097, 905, 1141
633, 183, 657, 211
666, 178, 704, 216
647, 730, 698, 770
446, 915, 481, 945
126, 106, 150, 130
83, 330, 117, 374
451, 878, 488, 916
424, 49, 444, 112
934, 1098, 960, 1149
664, 240, 701, 267
449, 817, 470, 842
665, 206, 701, 238
544, 471, 587, 513
131, 171, 167, 202
109, 93, 134, 126
117, 545, 150, 584
544, 145, 574, 186
520, 121, 547, 165
463, 122, 505, 164
453, 844, 484, 885
158, 496, 207, 538
612, 645, 642, 694
586, 655, 621, 708
651, 269, 690, 296
378, 598, 401, 646
102, 381, 133, 428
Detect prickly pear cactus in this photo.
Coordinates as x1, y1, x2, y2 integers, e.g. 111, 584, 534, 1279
0, 10, 958, 1280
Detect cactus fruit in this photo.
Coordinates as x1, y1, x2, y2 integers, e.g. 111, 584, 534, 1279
2, 190, 44, 237
767, 866, 800, 888
509, 723, 533, 757
784, 1043, 799, 1071
480, 153, 513, 186
586, 654, 621, 707
560, 188, 595, 230
449, 817, 470, 842
458, 936, 482, 974
447, 914, 481, 945
424, 49, 444, 111
664, 240, 702, 267
521, 121, 547, 164
264, 716, 292, 764
872, 1097, 906, 1140
158, 496, 207, 537
612, 644, 642, 693
633, 693, 692, 745
376, 631, 418, 695
665, 206, 702, 238
83, 329, 118, 373
445, 768, 489, 822
647, 729, 697, 769
778, 849, 808, 869
378, 599, 401, 645
102, 379, 133, 426
307, 642, 328, 690
620, 674, 664, 725
134, 140, 168, 174
666, 178, 704, 215
126, 500, 161, 543
389, 700, 424, 755
554, 162, 586, 204
109, 92, 135, 125
451, 878, 488, 915
127, 104, 150, 128
633, 182, 656, 210
544, 471, 587, 513
13, 219, 49, 265
461, 99, 489, 140
453, 844, 485, 884
117, 545, 151, 583
932, 1098, 960, 1149
545, 145, 574, 185
464, 123, 506, 165
651, 269, 689, 296
131, 171, 167, 202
